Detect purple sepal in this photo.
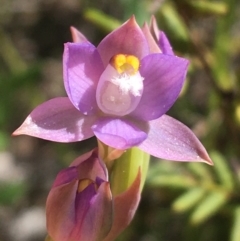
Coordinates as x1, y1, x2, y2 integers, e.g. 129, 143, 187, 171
159, 31, 174, 55
63, 42, 104, 115
70, 26, 88, 43
141, 22, 161, 53
138, 115, 213, 164
13, 97, 96, 142
132, 54, 189, 121
97, 16, 149, 66
92, 117, 148, 149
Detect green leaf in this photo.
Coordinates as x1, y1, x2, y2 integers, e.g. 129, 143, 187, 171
0, 182, 27, 205
159, 2, 189, 42
0, 131, 9, 151
172, 187, 206, 213
119, 0, 149, 25
148, 174, 197, 189
231, 206, 240, 241
187, 162, 213, 183
210, 0, 236, 92
210, 151, 235, 190
84, 9, 121, 32
0, 27, 27, 73
187, 1, 228, 15
147, 159, 181, 177
190, 191, 229, 225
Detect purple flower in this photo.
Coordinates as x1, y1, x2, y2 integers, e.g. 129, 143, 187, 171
46, 148, 142, 241
13, 16, 212, 164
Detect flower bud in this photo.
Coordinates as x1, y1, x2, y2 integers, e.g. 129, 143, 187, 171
46, 149, 113, 241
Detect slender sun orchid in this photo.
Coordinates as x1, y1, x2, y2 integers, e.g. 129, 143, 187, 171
13, 16, 212, 164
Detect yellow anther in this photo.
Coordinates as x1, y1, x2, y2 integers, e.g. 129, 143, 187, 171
111, 54, 140, 75
77, 178, 93, 192
126, 55, 140, 72
112, 54, 126, 70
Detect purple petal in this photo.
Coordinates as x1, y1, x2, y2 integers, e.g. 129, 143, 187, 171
149, 16, 174, 55
103, 169, 141, 241
46, 181, 78, 241
97, 16, 149, 67
70, 149, 108, 181
70, 149, 94, 167
138, 115, 213, 164
13, 97, 96, 142
70, 26, 88, 43
141, 22, 161, 53
92, 117, 148, 149
63, 42, 104, 115
72, 183, 113, 241
149, 15, 160, 43
132, 54, 188, 121
159, 31, 174, 55
70, 184, 96, 240
52, 167, 78, 188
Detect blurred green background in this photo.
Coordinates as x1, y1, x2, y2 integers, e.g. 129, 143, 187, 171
0, 0, 240, 240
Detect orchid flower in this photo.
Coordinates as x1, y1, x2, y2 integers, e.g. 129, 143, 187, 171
13, 16, 212, 164
45, 148, 147, 241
